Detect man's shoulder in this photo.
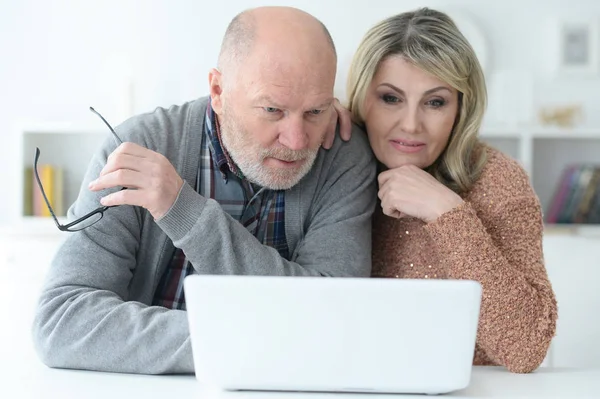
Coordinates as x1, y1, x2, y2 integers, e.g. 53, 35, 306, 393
318, 122, 374, 166
104, 97, 208, 180
114, 97, 209, 147
294, 122, 376, 192
333, 122, 372, 154
135, 96, 209, 122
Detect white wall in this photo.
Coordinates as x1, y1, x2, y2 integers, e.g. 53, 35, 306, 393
2, 0, 600, 224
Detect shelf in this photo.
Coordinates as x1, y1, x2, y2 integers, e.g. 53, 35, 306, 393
532, 138, 600, 213
15, 123, 106, 136
0, 217, 67, 238
480, 127, 522, 138
544, 224, 600, 237
20, 131, 106, 220
531, 127, 600, 139
479, 126, 600, 140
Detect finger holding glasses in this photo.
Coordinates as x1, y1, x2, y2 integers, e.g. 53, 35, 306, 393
88, 140, 184, 220
87, 107, 184, 220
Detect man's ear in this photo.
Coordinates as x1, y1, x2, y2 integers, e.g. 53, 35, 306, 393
209, 68, 224, 114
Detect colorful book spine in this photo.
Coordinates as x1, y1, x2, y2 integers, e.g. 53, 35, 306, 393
546, 164, 600, 224
27, 165, 65, 217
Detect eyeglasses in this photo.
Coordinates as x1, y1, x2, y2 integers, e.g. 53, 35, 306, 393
33, 107, 124, 232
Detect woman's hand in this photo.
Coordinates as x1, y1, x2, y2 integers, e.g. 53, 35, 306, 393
322, 98, 352, 149
378, 165, 464, 223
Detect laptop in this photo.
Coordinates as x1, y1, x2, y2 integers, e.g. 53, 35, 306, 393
183, 275, 482, 395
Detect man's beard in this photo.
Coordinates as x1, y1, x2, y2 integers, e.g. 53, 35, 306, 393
219, 106, 320, 190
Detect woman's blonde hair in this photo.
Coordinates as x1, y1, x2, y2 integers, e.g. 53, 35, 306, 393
347, 7, 487, 193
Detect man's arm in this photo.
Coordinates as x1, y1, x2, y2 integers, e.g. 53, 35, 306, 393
32, 113, 197, 375
32, 118, 375, 374
156, 124, 377, 277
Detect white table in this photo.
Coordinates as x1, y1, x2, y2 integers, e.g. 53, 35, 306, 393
3, 361, 600, 399
1, 237, 599, 399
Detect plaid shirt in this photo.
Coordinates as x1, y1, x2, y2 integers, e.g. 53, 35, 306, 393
152, 100, 288, 310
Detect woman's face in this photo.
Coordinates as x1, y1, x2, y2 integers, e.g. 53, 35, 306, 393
362, 56, 459, 170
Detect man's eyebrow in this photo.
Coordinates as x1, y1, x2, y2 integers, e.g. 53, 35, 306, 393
254, 95, 285, 108
307, 99, 334, 110
253, 96, 334, 110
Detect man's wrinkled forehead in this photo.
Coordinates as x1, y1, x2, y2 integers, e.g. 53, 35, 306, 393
243, 56, 334, 91
244, 66, 334, 106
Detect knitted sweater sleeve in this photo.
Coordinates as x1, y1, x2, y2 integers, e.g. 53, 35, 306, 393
423, 166, 557, 373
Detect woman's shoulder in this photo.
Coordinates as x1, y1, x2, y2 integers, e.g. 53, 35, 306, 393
467, 143, 537, 201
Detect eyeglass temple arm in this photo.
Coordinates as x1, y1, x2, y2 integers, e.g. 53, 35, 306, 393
89, 106, 123, 145
33, 148, 63, 228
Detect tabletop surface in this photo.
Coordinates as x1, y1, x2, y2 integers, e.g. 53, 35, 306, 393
4, 361, 600, 399
1, 249, 598, 399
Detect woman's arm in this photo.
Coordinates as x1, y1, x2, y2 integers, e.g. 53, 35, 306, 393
424, 197, 557, 373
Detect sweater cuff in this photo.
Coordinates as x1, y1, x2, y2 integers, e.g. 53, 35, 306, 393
423, 201, 492, 276
425, 200, 477, 232
155, 182, 207, 243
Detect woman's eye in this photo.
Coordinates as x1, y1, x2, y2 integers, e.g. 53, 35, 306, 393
428, 99, 446, 108
382, 94, 400, 104
264, 107, 280, 113
308, 109, 323, 115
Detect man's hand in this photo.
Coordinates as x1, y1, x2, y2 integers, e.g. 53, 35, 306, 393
88, 142, 184, 220
323, 98, 353, 149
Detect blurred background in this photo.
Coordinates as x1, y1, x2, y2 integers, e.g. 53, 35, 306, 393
0, 0, 598, 370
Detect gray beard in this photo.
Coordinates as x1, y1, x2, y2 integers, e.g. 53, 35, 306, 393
219, 113, 319, 190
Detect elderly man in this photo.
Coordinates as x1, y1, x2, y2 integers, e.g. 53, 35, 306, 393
32, 6, 376, 374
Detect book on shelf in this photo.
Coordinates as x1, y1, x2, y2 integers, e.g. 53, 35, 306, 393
24, 165, 65, 217
546, 164, 600, 224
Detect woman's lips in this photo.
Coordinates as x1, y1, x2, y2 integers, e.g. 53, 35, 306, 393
389, 139, 425, 154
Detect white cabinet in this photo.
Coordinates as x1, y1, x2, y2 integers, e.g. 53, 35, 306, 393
0, 228, 65, 361
543, 232, 600, 368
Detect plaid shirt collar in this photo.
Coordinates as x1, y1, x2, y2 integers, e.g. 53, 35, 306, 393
205, 98, 244, 181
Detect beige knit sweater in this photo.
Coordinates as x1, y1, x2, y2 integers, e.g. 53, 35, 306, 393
371, 145, 558, 374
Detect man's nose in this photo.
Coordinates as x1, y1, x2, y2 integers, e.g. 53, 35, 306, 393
278, 115, 309, 151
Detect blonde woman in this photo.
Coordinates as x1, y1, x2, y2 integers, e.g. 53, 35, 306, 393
336, 8, 557, 373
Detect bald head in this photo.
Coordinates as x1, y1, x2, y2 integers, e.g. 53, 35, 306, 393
217, 6, 337, 77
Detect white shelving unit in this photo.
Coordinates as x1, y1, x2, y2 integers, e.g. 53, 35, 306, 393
480, 125, 600, 229
10, 122, 600, 236
14, 123, 107, 236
